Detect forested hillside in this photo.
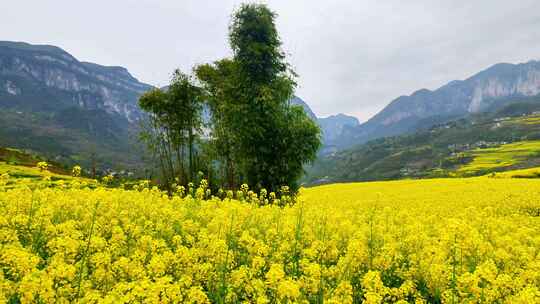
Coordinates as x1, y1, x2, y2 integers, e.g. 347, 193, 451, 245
305, 100, 540, 184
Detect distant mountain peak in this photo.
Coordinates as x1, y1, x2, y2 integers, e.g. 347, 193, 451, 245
411, 88, 432, 96
322, 113, 358, 119
0, 40, 77, 61
290, 96, 317, 120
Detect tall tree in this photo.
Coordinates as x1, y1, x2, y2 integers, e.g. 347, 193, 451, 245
232, 4, 321, 193
195, 59, 243, 189
229, 4, 287, 85
197, 3, 321, 193
141, 3, 321, 195
139, 70, 203, 189
167, 70, 204, 181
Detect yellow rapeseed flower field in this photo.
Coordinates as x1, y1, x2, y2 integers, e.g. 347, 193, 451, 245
0, 177, 539, 303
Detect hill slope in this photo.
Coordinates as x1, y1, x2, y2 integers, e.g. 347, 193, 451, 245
336, 60, 540, 148
304, 101, 540, 184
0, 41, 153, 170
0, 41, 151, 120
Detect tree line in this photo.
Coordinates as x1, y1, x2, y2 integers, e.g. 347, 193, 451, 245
139, 3, 321, 195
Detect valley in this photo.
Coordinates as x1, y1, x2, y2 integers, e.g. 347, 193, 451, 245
2, 1, 540, 302
304, 102, 540, 184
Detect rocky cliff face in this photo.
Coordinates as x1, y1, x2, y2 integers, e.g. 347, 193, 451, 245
0, 41, 154, 169
0, 41, 152, 122
341, 60, 540, 148
467, 62, 540, 112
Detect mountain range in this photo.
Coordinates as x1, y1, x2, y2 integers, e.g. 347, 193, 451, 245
304, 98, 540, 184
289, 96, 360, 150
1, 41, 540, 172
0, 41, 356, 169
0, 41, 153, 169
0, 41, 151, 120
335, 60, 540, 149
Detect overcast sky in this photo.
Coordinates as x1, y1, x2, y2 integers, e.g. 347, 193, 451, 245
2, 0, 540, 121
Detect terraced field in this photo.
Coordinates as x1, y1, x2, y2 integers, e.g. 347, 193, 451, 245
458, 140, 540, 175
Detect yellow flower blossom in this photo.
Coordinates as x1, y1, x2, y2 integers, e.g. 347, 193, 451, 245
0, 177, 538, 301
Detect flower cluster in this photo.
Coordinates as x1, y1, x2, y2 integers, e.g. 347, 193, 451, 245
72, 165, 82, 177
36, 161, 48, 172
0, 177, 539, 302
101, 174, 114, 185
0, 173, 8, 187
